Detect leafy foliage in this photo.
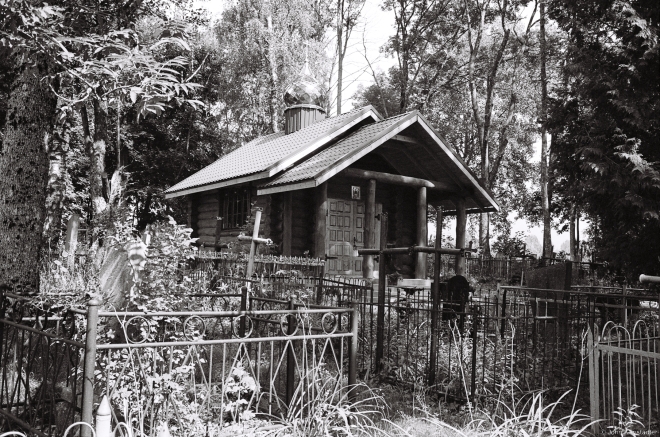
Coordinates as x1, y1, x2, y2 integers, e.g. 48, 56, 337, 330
548, 0, 660, 276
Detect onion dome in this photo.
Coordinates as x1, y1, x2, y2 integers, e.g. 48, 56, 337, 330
284, 62, 324, 108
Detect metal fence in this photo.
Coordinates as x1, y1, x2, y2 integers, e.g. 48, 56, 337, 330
189, 253, 326, 280
339, 280, 660, 412
182, 272, 660, 417
0, 287, 358, 436
0, 292, 86, 436
588, 322, 660, 433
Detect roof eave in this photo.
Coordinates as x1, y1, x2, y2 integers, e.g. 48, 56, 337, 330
415, 113, 500, 212
164, 171, 269, 199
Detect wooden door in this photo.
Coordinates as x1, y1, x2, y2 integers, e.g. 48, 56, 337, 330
326, 199, 381, 275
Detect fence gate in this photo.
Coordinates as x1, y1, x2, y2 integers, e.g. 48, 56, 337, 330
588, 323, 660, 433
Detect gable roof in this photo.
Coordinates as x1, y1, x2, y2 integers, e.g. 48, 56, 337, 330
164, 106, 381, 198
257, 111, 499, 213
259, 112, 415, 190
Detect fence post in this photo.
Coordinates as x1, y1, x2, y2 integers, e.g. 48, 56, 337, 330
499, 281, 507, 340
564, 261, 573, 291
239, 286, 248, 337
348, 303, 358, 404
375, 213, 388, 373
621, 281, 627, 326
96, 395, 112, 437
428, 207, 442, 387
316, 264, 325, 305
470, 316, 478, 405
428, 250, 441, 387
81, 299, 100, 437
588, 326, 600, 435
286, 297, 296, 408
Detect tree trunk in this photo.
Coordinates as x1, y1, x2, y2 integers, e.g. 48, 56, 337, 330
0, 55, 57, 295
336, 0, 343, 115
92, 97, 109, 214
569, 204, 576, 261
43, 116, 70, 246
540, 0, 552, 264
266, 15, 279, 134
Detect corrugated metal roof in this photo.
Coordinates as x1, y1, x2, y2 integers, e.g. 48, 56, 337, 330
164, 107, 377, 195
261, 112, 414, 187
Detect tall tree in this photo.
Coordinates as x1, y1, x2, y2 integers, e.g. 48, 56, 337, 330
0, 1, 203, 294
0, 54, 58, 294
335, 0, 365, 114
463, 0, 535, 255
384, 0, 464, 113
548, 0, 660, 276
539, 0, 551, 262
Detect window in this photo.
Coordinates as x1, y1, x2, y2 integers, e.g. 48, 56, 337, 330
222, 188, 250, 230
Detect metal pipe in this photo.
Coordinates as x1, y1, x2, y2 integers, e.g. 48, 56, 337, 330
348, 303, 358, 404
428, 207, 442, 387
640, 274, 660, 284
375, 213, 388, 373
286, 297, 296, 408
96, 332, 355, 350
357, 246, 463, 256
81, 299, 100, 437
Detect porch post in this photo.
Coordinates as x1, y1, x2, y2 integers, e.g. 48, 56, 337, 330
314, 182, 328, 258
363, 179, 376, 278
415, 187, 428, 279
455, 198, 467, 276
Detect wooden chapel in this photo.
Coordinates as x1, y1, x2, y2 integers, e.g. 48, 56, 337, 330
165, 66, 498, 279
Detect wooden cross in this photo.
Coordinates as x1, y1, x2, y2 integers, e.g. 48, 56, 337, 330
237, 208, 272, 277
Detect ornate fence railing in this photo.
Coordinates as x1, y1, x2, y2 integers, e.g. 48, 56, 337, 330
0, 293, 85, 436
0, 289, 358, 437
588, 322, 660, 434
342, 280, 660, 413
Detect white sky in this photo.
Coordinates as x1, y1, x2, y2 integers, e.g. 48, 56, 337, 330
196, 0, 589, 251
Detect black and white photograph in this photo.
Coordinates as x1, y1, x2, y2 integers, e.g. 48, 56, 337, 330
0, 0, 658, 435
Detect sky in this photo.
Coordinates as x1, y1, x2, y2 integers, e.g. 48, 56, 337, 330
195, 0, 589, 253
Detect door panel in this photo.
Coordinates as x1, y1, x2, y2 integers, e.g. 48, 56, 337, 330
326, 199, 381, 276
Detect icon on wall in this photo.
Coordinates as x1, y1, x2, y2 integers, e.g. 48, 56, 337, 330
351, 186, 361, 200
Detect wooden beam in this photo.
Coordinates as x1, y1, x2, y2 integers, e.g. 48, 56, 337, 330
415, 186, 428, 279
392, 134, 419, 145
238, 235, 272, 245
247, 210, 262, 276
341, 168, 454, 191
436, 206, 444, 248
314, 182, 328, 258
455, 198, 467, 276
363, 179, 376, 279
282, 192, 292, 256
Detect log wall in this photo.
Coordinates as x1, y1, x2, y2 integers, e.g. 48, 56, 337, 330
190, 190, 219, 248
188, 175, 418, 277
291, 189, 315, 256
190, 185, 274, 250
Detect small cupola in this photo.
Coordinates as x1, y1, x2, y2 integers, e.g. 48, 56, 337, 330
283, 62, 326, 134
